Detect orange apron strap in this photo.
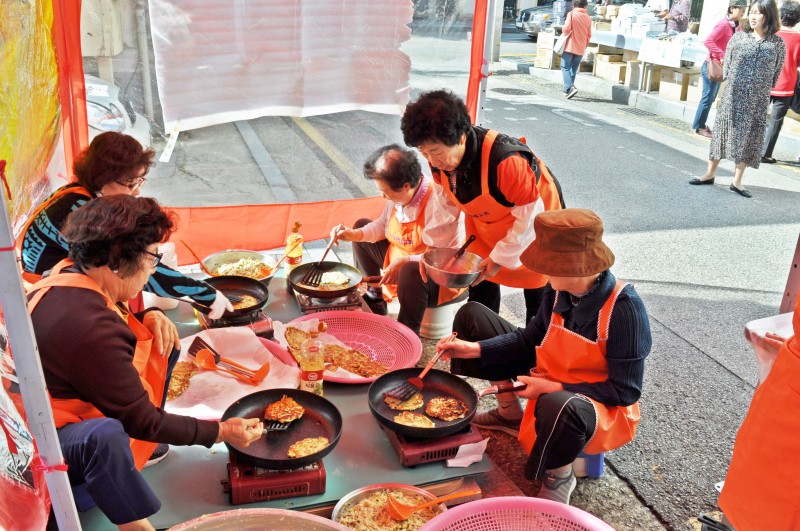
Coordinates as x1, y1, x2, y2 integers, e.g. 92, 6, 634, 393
597, 281, 628, 343
15, 185, 91, 256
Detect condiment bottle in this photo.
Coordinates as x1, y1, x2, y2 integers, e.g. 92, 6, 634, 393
284, 221, 304, 275
299, 328, 324, 395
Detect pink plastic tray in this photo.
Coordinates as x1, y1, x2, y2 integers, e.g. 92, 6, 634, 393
282, 311, 423, 384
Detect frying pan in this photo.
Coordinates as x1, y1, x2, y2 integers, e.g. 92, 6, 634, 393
367, 368, 478, 439
221, 388, 343, 470
287, 261, 363, 299
203, 275, 269, 318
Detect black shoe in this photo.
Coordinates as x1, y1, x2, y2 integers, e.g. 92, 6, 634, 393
566, 86, 578, 99
761, 156, 776, 164
363, 293, 388, 315
145, 444, 169, 467
729, 184, 752, 198
689, 177, 714, 185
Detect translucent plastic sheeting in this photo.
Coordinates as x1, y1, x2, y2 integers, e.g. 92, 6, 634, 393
148, 0, 415, 132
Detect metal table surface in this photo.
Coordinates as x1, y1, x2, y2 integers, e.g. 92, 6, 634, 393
78, 270, 493, 530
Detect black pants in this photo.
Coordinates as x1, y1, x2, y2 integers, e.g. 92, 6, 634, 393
352, 219, 466, 335
451, 302, 597, 480
468, 279, 546, 325
763, 95, 792, 158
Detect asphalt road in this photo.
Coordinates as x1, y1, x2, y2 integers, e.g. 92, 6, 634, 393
137, 27, 800, 530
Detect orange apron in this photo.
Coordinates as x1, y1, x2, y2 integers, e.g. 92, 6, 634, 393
15, 184, 93, 284
26, 260, 166, 470
519, 281, 640, 456
433, 130, 560, 289
382, 186, 465, 305
719, 294, 800, 530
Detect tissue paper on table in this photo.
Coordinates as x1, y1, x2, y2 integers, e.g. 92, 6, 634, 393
446, 437, 489, 467
273, 318, 362, 380
165, 327, 300, 420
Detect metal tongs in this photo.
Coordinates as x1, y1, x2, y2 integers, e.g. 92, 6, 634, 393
479, 380, 527, 397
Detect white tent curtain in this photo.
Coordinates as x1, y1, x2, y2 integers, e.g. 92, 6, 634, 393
149, 0, 414, 131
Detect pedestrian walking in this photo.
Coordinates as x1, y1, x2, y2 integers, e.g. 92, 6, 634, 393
691, 0, 746, 138
689, 0, 785, 198
561, 0, 592, 100
761, 1, 800, 163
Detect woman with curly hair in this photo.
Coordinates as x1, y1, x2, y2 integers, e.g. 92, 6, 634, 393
24, 195, 262, 531
689, 0, 785, 198
16, 131, 232, 317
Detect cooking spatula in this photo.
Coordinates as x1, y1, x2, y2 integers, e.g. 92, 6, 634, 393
441, 235, 476, 271
384, 331, 457, 402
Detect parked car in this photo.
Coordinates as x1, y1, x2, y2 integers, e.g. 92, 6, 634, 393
516, 0, 646, 39
84, 74, 151, 147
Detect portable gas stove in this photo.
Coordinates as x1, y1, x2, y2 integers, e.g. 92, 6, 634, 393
379, 423, 485, 467
221, 454, 326, 505
195, 309, 274, 338
294, 291, 364, 314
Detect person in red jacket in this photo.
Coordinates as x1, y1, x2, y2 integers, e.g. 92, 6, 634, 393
761, 0, 800, 163
560, 0, 592, 99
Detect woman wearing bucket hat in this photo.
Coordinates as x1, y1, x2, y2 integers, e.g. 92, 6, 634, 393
439, 209, 652, 505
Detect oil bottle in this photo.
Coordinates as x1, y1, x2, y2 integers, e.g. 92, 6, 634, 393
298, 327, 324, 395
284, 221, 304, 275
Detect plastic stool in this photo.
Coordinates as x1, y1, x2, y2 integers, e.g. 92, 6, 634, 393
573, 451, 604, 478
419, 299, 467, 339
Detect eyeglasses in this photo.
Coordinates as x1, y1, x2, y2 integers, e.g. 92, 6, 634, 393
143, 250, 163, 268
116, 177, 147, 191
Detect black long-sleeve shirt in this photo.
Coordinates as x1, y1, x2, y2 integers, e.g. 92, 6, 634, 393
479, 271, 651, 406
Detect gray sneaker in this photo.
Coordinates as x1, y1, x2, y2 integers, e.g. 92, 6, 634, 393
473, 408, 522, 436
537, 469, 577, 505
566, 86, 578, 99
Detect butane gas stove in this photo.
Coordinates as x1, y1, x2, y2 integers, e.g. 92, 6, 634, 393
221, 454, 326, 505
293, 291, 364, 314
379, 423, 485, 467
195, 308, 274, 338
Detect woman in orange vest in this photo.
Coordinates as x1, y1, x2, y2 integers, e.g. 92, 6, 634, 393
401, 89, 565, 326
331, 145, 466, 334
718, 292, 800, 530
17, 131, 232, 318
440, 209, 651, 505
26, 195, 262, 530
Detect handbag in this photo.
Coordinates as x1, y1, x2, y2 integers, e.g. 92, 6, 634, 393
554, 32, 571, 55
708, 59, 724, 83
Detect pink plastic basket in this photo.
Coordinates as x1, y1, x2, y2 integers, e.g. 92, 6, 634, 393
419, 496, 616, 531
286, 311, 422, 384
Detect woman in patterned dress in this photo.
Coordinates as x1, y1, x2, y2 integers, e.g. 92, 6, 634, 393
689, 0, 785, 198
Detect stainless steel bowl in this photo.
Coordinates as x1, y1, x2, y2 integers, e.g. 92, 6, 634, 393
170, 508, 349, 530
423, 247, 483, 288
202, 250, 277, 286
332, 483, 446, 526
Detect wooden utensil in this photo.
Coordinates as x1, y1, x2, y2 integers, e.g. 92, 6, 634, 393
385, 487, 482, 521
180, 240, 217, 277
384, 331, 457, 401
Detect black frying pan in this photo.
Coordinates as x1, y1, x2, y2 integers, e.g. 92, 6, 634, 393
287, 261, 363, 299
221, 388, 343, 470
203, 275, 269, 318
367, 368, 478, 439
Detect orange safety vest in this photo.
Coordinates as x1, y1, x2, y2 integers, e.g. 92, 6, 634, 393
382, 185, 465, 305
519, 281, 640, 457
15, 184, 93, 285
26, 260, 166, 470
433, 130, 562, 288
719, 294, 800, 530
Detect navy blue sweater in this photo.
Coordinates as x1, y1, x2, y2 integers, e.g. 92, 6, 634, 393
478, 271, 651, 406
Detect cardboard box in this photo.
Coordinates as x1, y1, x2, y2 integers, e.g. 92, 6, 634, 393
606, 5, 620, 18
597, 5, 607, 17
592, 20, 612, 31
622, 49, 638, 62
686, 84, 703, 104
595, 61, 627, 84
596, 54, 623, 63
537, 30, 557, 51
624, 61, 661, 91
534, 48, 561, 69
658, 79, 687, 101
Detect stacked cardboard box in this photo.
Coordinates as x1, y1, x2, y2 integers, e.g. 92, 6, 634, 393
534, 48, 561, 69
624, 61, 661, 91
592, 20, 612, 31
685, 73, 704, 103
658, 67, 701, 101
595, 54, 626, 84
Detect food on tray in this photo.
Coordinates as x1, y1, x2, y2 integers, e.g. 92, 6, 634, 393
337, 489, 440, 530
425, 397, 468, 421
285, 326, 310, 353
167, 360, 199, 400
231, 294, 259, 309
287, 436, 329, 458
215, 257, 273, 279
324, 344, 389, 378
385, 392, 424, 411
302, 270, 350, 289
264, 395, 305, 423
394, 411, 435, 429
